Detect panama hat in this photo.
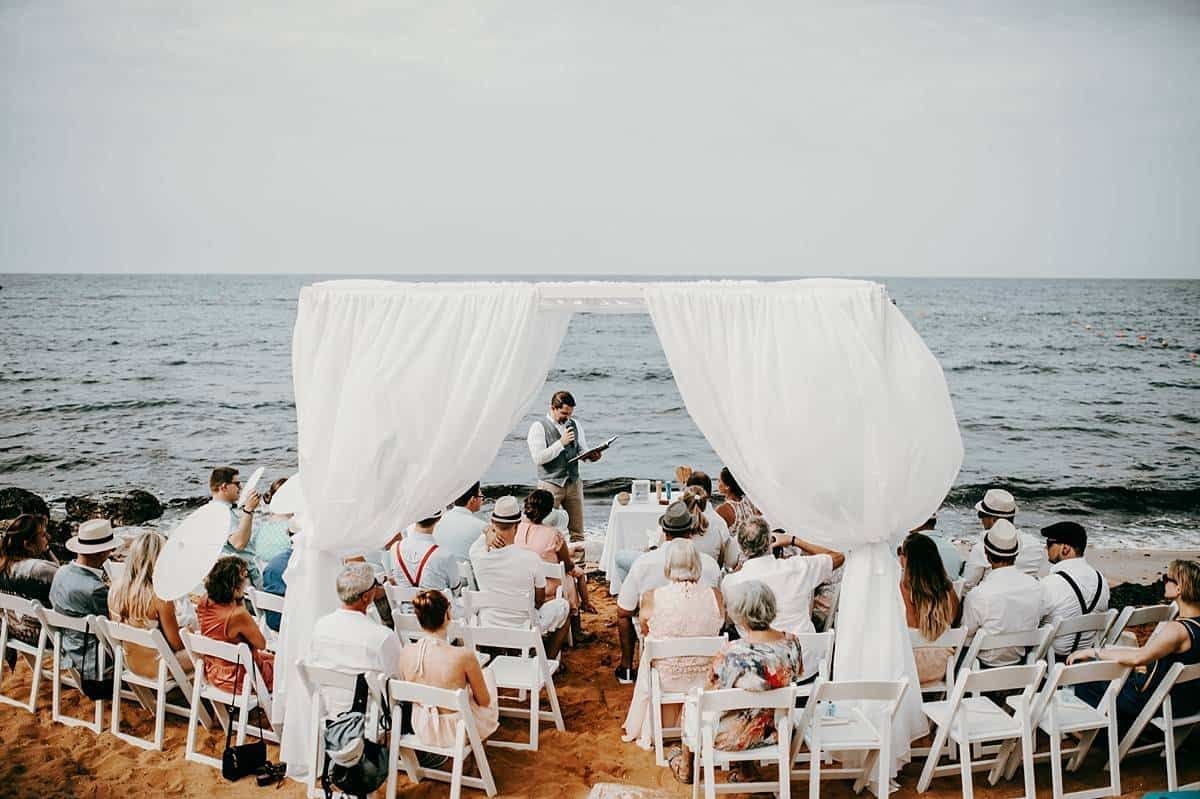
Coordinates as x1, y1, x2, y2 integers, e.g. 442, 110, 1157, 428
984, 518, 1020, 559
66, 519, 121, 554
491, 496, 522, 524
974, 488, 1017, 518
659, 500, 694, 534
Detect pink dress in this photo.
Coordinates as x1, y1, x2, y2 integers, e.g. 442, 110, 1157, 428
621, 581, 724, 749
408, 638, 500, 748
514, 521, 578, 610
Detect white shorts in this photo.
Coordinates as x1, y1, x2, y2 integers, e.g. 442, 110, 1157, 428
537, 597, 570, 632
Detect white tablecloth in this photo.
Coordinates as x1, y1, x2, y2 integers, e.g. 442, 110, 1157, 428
599, 495, 669, 595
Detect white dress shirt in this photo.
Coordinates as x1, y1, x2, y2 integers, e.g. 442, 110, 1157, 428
616, 546, 721, 612
527, 415, 589, 467
307, 607, 403, 715
468, 538, 570, 631
721, 554, 834, 636
961, 565, 1043, 666
1040, 558, 1110, 656
434, 506, 486, 563
962, 528, 1049, 591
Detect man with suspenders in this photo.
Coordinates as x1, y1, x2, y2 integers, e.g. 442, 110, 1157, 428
1039, 521, 1110, 657
387, 509, 464, 593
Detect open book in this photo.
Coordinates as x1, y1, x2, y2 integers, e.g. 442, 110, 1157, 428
568, 435, 619, 464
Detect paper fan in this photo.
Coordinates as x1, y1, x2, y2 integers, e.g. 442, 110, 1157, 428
153, 502, 233, 600
237, 466, 265, 509
267, 472, 305, 515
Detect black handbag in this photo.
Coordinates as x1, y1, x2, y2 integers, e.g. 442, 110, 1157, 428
221, 651, 269, 781
78, 623, 109, 701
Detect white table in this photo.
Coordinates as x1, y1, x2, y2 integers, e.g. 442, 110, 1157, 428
599, 495, 670, 595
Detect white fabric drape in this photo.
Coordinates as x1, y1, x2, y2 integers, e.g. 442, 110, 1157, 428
278, 280, 568, 775
645, 279, 963, 776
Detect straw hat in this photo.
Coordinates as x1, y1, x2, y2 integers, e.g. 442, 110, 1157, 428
974, 488, 1017, 518
66, 519, 121, 554
491, 496, 522, 524
984, 519, 1020, 559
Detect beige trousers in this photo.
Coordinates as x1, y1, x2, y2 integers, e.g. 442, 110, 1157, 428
537, 479, 585, 542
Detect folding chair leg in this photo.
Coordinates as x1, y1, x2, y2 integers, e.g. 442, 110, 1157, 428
1048, 732, 1065, 799
703, 728, 717, 799
1020, 726, 1037, 799
1068, 729, 1099, 772
154, 681, 168, 749
545, 674, 565, 732
960, 739, 975, 799
449, 725, 467, 799
1165, 723, 1179, 792
1107, 715, 1121, 797
528, 688, 539, 750
916, 724, 950, 792
809, 741, 822, 799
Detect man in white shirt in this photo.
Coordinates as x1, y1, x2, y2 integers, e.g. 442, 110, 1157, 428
1039, 521, 1110, 657
527, 390, 601, 543
385, 509, 463, 593
962, 488, 1048, 592
721, 518, 844, 637
210, 466, 263, 586
435, 481, 486, 564
614, 501, 722, 683
469, 496, 571, 659
961, 520, 1043, 667
306, 562, 403, 715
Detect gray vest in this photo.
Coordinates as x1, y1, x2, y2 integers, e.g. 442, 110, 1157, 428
537, 417, 580, 486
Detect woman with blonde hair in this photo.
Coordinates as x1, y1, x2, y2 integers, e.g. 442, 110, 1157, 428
621, 539, 724, 750
899, 532, 961, 685
107, 531, 191, 678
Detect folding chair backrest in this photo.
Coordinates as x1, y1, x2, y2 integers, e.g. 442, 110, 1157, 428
247, 588, 284, 617
796, 630, 835, 679
539, 561, 566, 582
387, 678, 471, 717
1046, 659, 1129, 689
457, 560, 477, 591
37, 607, 90, 636
385, 584, 452, 608
812, 678, 908, 704
962, 625, 1051, 669
1050, 610, 1117, 656
101, 618, 190, 687
0, 592, 41, 621
644, 635, 727, 662
696, 685, 796, 714
104, 560, 126, 584
181, 630, 256, 696
910, 626, 968, 650
959, 662, 1046, 697
461, 589, 536, 629
392, 615, 474, 648
467, 622, 540, 653
1105, 604, 1177, 646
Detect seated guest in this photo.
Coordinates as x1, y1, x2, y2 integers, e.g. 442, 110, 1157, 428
0, 514, 59, 651
681, 485, 738, 571
721, 518, 844, 638
249, 478, 293, 564
909, 515, 963, 580
714, 467, 759, 531
197, 556, 274, 692
398, 589, 500, 748
962, 488, 1048, 591
307, 562, 403, 715
469, 496, 571, 660
960, 520, 1041, 667
899, 533, 961, 686
49, 519, 120, 679
614, 501, 721, 684
108, 531, 191, 678
210, 466, 264, 588
546, 508, 597, 614
622, 539, 724, 749
1039, 521, 1109, 658
435, 482, 487, 564
259, 537, 292, 633
1071, 559, 1200, 734
681, 470, 739, 569
515, 489, 593, 643
387, 509, 462, 593
668, 580, 806, 785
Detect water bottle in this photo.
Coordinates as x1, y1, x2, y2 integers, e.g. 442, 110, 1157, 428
665, 479, 672, 502
825, 700, 837, 719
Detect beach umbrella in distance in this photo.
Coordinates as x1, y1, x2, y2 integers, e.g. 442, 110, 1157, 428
238, 466, 265, 508
153, 501, 232, 600
267, 472, 305, 515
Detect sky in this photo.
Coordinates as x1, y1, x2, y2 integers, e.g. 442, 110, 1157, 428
2, 2, 1198, 278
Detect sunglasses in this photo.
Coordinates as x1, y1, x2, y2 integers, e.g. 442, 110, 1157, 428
1164, 574, 1178, 585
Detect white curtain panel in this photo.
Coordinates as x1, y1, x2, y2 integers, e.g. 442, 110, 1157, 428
278, 280, 569, 774
644, 279, 963, 773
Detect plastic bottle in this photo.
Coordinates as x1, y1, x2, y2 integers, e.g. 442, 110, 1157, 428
665, 479, 672, 502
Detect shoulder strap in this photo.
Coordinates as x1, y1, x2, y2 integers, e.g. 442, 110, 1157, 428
412, 544, 439, 586
351, 672, 370, 714
1057, 569, 1104, 653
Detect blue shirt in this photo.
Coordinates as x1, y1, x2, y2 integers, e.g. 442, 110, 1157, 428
261, 548, 290, 632
48, 562, 109, 679
214, 498, 263, 588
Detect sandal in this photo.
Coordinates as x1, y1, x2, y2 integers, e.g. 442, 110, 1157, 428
667, 747, 693, 784
728, 764, 763, 784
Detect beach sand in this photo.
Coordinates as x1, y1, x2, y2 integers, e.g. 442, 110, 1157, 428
3, 546, 1198, 798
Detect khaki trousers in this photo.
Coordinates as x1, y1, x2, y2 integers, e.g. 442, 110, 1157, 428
537, 479, 585, 542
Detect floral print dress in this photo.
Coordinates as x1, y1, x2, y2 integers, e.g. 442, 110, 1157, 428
707, 634, 805, 750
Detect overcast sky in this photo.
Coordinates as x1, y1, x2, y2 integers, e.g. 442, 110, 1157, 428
2, 2, 1198, 277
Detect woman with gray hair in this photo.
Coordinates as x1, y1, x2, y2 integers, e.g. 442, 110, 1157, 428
621, 539, 725, 749
667, 579, 805, 785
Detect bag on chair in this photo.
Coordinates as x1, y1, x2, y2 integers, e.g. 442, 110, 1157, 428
321, 672, 391, 799
221, 651, 270, 781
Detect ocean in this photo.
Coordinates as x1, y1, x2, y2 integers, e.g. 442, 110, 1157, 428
1, 275, 1197, 550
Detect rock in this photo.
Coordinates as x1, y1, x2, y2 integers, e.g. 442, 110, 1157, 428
1109, 578, 1167, 610
64, 495, 104, 521
168, 496, 210, 511
46, 519, 75, 562
0, 487, 49, 519
105, 489, 164, 525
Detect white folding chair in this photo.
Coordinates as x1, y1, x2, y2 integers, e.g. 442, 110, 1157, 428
104, 559, 126, 584
910, 626, 969, 700
960, 625, 1054, 673
34, 608, 106, 733
386, 678, 498, 799
181, 630, 278, 769
294, 661, 387, 799
998, 660, 1130, 799
791, 678, 909, 799
384, 584, 453, 611
1101, 603, 1177, 647
795, 630, 834, 691
1115, 661, 1200, 792
457, 559, 478, 592
0, 593, 48, 712
1046, 610, 1117, 663
537, 560, 572, 645
246, 588, 284, 651
643, 635, 728, 765
684, 685, 796, 799
468, 622, 564, 751
99, 617, 209, 750
391, 615, 490, 667
916, 662, 1046, 799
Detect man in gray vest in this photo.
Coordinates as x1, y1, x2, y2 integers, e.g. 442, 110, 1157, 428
526, 390, 600, 542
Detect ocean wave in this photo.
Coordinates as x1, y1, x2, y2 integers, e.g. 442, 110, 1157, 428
0, 453, 59, 470
1170, 412, 1200, 424
1150, 381, 1199, 390
22, 399, 180, 414
945, 482, 1200, 514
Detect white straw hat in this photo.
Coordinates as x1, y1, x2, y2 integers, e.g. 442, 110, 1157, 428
984, 519, 1020, 559
66, 519, 121, 554
974, 488, 1017, 518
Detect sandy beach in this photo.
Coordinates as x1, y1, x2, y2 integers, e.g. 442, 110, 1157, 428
3, 546, 1198, 799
